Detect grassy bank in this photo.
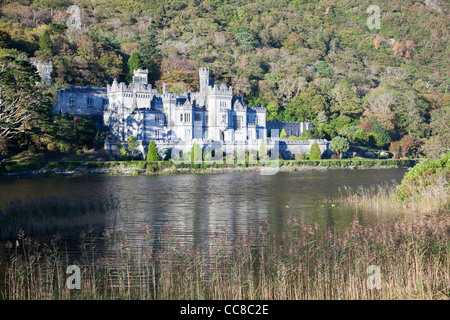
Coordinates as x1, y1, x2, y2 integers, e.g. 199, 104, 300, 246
0, 158, 417, 177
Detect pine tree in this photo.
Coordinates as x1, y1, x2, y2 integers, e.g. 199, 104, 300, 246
39, 30, 53, 52
138, 24, 161, 84
280, 129, 287, 138
147, 140, 160, 161
0, 56, 53, 150
126, 51, 142, 83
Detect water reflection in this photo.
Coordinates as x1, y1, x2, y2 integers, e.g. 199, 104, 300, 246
0, 169, 407, 253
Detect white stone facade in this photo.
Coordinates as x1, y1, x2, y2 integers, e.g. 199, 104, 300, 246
103, 68, 268, 144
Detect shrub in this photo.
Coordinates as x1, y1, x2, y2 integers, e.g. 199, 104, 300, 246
127, 161, 146, 170
68, 162, 80, 170
147, 141, 160, 161
309, 142, 321, 160
369, 124, 391, 149
191, 142, 202, 163
57, 162, 67, 170
396, 152, 449, 202
46, 142, 58, 151
28, 146, 40, 154
259, 141, 268, 161
27, 162, 41, 170
46, 161, 57, 169
119, 146, 128, 161
389, 141, 401, 159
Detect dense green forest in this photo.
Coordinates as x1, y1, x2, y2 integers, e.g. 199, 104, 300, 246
0, 0, 448, 159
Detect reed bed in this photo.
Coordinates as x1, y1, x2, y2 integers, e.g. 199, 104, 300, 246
2, 212, 449, 300
336, 181, 449, 217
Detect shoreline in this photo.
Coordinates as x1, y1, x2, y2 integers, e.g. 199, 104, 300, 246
0, 161, 412, 178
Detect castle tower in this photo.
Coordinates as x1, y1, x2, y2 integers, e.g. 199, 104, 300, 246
31, 60, 52, 85
132, 69, 148, 84
199, 67, 210, 94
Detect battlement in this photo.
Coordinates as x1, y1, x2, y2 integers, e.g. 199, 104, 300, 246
107, 79, 157, 94
212, 83, 233, 95
250, 106, 266, 113
266, 121, 312, 126
199, 67, 210, 74
132, 69, 148, 85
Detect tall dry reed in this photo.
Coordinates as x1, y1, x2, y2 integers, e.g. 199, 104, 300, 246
2, 213, 449, 300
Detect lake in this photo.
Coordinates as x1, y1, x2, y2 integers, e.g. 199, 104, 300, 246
0, 168, 410, 297
0, 168, 407, 246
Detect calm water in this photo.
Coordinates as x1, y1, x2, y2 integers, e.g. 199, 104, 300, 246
0, 169, 408, 293
0, 169, 407, 246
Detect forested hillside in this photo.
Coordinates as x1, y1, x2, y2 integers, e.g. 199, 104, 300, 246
0, 0, 448, 158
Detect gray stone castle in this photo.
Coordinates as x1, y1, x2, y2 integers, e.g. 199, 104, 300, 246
104, 68, 273, 143
55, 67, 312, 142
51, 65, 328, 159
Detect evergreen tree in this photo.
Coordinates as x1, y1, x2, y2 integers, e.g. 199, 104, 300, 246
39, 30, 53, 52
126, 51, 142, 83
75, 116, 96, 147
313, 61, 334, 78
309, 142, 321, 160
147, 140, 160, 161
138, 24, 161, 84
0, 29, 11, 48
258, 140, 268, 161
117, 142, 128, 161
0, 55, 53, 151
190, 142, 202, 163
280, 129, 287, 138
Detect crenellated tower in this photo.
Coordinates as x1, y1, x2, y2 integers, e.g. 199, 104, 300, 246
199, 67, 210, 94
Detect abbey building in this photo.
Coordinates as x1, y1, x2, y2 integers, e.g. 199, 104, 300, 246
53, 65, 327, 159
104, 67, 271, 143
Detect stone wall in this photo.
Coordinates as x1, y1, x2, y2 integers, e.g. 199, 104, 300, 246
266, 121, 313, 137
105, 138, 330, 160
55, 86, 107, 121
